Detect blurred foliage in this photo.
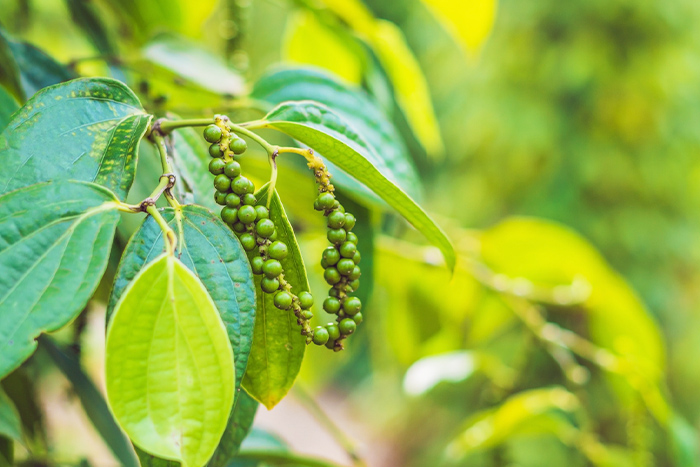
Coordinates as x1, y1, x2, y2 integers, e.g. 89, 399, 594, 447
1, 0, 700, 466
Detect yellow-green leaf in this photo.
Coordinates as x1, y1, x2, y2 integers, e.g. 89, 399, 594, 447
106, 253, 235, 467
421, 0, 498, 55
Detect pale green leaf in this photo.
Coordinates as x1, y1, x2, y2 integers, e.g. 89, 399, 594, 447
257, 101, 455, 271
106, 253, 235, 467
242, 183, 307, 410
0, 78, 151, 200
0, 180, 120, 379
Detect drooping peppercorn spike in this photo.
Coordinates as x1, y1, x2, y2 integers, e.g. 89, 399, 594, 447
203, 117, 315, 342
307, 153, 362, 351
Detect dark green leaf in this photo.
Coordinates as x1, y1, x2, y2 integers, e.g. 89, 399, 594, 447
0, 180, 121, 379
8, 40, 76, 98
1, 368, 46, 450
0, 86, 19, 132
39, 336, 138, 467
0, 31, 23, 102
107, 205, 255, 392
242, 183, 308, 410
0, 436, 12, 466
251, 67, 421, 202
0, 387, 21, 442
0, 78, 151, 199
208, 391, 259, 467
257, 101, 455, 271
171, 125, 219, 211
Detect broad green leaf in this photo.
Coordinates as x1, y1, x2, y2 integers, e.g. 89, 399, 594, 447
446, 387, 580, 458
0, 78, 151, 199
0, 32, 23, 102
251, 67, 421, 202
242, 183, 308, 410
283, 11, 363, 85
0, 436, 12, 466
421, 0, 498, 55
257, 101, 455, 271
477, 218, 664, 378
208, 391, 259, 467
0, 180, 120, 379
107, 206, 256, 393
39, 336, 138, 467
0, 29, 76, 98
142, 34, 244, 96
0, 86, 19, 132
106, 253, 235, 467
0, 387, 21, 442
170, 126, 219, 211
1, 368, 46, 449
315, 0, 444, 156
136, 446, 180, 467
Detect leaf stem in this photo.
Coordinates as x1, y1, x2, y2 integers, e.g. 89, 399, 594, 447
157, 118, 214, 133
228, 121, 276, 155
146, 205, 177, 255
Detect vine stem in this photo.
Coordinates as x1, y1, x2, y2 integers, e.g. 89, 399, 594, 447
146, 204, 177, 255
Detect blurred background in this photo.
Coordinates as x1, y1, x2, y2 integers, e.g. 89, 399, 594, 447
2, 0, 700, 465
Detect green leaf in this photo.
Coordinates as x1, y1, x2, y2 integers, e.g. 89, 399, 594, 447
0, 29, 76, 99
107, 205, 256, 393
39, 335, 139, 467
242, 183, 308, 410
0, 387, 21, 442
64, 0, 119, 62
106, 253, 235, 467
257, 101, 455, 271
0, 436, 12, 466
142, 34, 244, 96
208, 391, 258, 467
1, 368, 46, 450
251, 67, 421, 202
0, 31, 23, 102
0, 78, 151, 199
446, 387, 580, 458
0, 180, 120, 379
0, 86, 19, 132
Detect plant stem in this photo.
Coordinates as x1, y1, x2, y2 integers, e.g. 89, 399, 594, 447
158, 118, 213, 133
150, 133, 180, 208
228, 121, 276, 154
146, 205, 177, 255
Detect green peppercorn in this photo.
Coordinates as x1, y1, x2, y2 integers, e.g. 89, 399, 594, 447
251, 256, 264, 275
214, 190, 227, 206
256, 219, 275, 238
224, 161, 241, 178
323, 297, 340, 314
343, 297, 361, 315
312, 326, 329, 345
238, 205, 257, 224
348, 279, 360, 291
327, 228, 347, 244
261, 277, 280, 293
229, 137, 248, 154
335, 203, 345, 213
240, 233, 256, 251
337, 258, 355, 276
225, 193, 241, 208
339, 318, 356, 335
232, 222, 247, 233
243, 193, 257, 206
298, 291, 314, 310
348, 266, 361, 281
344, 213, 356, 230
273, 291, 293, 310
214, 174, 231, 192
339, 242, 356, 258
255, 206, 269, 219
203, 124, 223, 143
268, 241, 288, 260
230, 176, 248, 195
313, 198, 322, 211
269, 230, 278, 241
325, 339, 336, 349
320, 258, 329, 269
246, 179, 255, 194
317, 192, 335, 210
262, 259, 283, 279
327, 211, 346, 229
326, 323, 340, 341
347, 232, 358, 245
220, 207, 238, 225
352, 250, 361, 264
302, 310, 314, 320
209, 143, 223, 158
328, 287, 341, 298
352, 312, 363, 324
209, 158, 226, 175
324, 267, 341, 285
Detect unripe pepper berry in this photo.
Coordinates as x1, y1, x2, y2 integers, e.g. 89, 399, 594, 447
251, 256, 264, 275
339, 242, 356, 258
268, 241, 288, 260
323, 297, 340, 314
240, 233, 256, 251
274, 291, 293, 310
317, 192, 335, 210
203, 124, 223, 143
220, 207, 238, 225
230, 137, 248, 154
337, 258, 355, 276
339, 318, 356, 335
312, 326, 329, 345
343, 296, 362, 315
214, 174, 231, 192
255, 206, 269, 219
327, 211, 346, 229
209, 143, 223, 158
232, 176, 250, 195
209, 158, 226, 175
326, 323, 341, 341
261, 277, 280, 293
327, 228, 347, 244
262, 259, 283, 279
298, 291, 314, 310
238, 205, 257, 224
322, 247, 340, 266
224, 161, 241, 178
256, 219, 275, 238
214, 191, 227, 206
225, 193, 241, 208
324, 267, 341, 285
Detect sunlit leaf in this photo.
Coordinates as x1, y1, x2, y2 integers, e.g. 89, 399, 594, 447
403, 351, 477, 396
242, 183, 307, 410
283, 11, 363, 85
0, 78, 151, 199
108, 206, 256, 393
39, 336, 138, 467
421, 0, 498, 55
257, 101, 455, 271
0, 180, 120, 379
106, 253, 235, 467
251, 67, 421, 202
